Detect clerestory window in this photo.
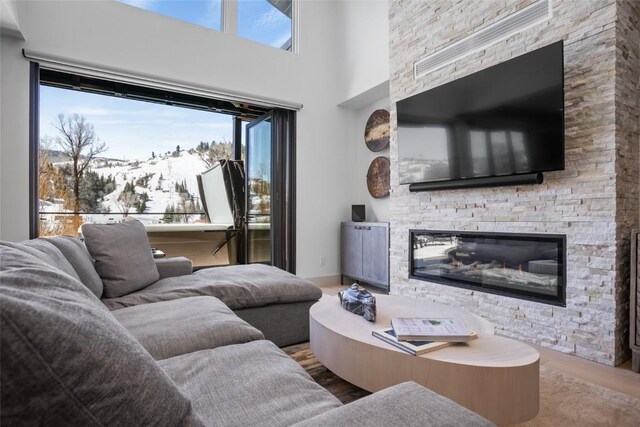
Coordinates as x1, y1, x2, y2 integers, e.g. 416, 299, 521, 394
118, 0, 223, 31
237, 0, 292, 50
118, 0, 295, 51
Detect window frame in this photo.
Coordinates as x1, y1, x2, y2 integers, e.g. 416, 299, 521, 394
29, 62, 40, 239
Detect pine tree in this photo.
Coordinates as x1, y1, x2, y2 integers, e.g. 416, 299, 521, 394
163, 205, 173, 223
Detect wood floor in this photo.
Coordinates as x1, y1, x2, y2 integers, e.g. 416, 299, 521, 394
536, 346, 640, 399
316, 283, 640, 400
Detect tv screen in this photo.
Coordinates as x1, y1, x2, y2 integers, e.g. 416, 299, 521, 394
397, 41, 564, 186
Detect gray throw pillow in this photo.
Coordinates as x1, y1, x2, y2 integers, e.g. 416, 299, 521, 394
0, 244, 197, 426
46, 236, 104, 298
82, 220, 160, 298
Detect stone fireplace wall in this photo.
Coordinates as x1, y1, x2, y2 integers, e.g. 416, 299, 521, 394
389, 0, 639, 365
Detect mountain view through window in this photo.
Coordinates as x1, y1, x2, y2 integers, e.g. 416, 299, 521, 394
38, 85, 236, 236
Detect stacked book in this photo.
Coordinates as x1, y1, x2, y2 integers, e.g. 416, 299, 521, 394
372, 317, 477, 356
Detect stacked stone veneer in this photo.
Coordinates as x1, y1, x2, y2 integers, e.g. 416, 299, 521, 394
389, 0, 639, 366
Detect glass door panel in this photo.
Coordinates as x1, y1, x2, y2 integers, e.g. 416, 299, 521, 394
245, 114, 272, 264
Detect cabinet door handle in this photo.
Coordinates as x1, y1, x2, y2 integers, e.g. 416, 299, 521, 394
354, 225, 361, 230
364, 226, 371, 230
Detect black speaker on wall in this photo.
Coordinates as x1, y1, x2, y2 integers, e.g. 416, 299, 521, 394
352, 205, 365, 222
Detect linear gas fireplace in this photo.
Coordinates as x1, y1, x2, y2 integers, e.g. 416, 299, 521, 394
409, 230, 566, 306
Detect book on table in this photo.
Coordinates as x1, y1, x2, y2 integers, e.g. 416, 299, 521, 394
372, 328, 452, 356
390, 317, 477, 342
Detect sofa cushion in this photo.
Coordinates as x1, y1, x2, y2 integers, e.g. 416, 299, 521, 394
82, 220, 159, 298
292, 382, 495, 427
191, 264, 323, 308
46, 236, 103, 298
0, 244, 197, 426
102, 263, 322, 310
159, 340, 342, 427
112, 296, 264, 360
1, 239, 81, 282
234, 301, 317, 347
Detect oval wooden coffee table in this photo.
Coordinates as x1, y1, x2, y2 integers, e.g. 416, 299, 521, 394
310, 294, 539, 425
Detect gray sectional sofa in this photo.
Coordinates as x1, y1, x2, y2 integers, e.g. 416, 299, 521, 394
68, 219, 321, 347
0, 223, 495, 425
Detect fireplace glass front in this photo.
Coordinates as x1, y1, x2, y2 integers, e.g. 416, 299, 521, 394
410, 230, 566, 306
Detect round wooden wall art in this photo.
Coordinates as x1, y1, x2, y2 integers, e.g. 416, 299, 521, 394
364, 109, 390, 152
367, 156, 390, 199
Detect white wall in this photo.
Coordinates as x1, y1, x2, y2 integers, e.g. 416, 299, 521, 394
335, 0, 391, 223
0, 36, 30, 241
345, 97, 390, 222
0, 0, 23, 39
335, 0, 389, 104
0, 0, 390, 279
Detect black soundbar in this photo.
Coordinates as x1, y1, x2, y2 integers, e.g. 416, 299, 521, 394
408, 172, 543, 192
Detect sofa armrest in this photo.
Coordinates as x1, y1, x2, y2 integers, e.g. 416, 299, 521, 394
154, 257, 192, 279
292, 382, 495, 427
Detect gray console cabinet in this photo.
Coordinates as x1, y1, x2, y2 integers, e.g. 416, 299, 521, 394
341, 222, 389, 290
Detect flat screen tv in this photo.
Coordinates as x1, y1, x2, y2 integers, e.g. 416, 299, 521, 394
397, 41, 564, 188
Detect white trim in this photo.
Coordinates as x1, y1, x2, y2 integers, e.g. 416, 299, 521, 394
414, 0, 552, 79
23, 49, 303, 111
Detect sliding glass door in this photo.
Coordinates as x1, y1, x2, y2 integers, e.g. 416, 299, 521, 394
245, 110, 296, 272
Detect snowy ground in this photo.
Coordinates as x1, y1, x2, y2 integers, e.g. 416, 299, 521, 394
41, 151, 211, 225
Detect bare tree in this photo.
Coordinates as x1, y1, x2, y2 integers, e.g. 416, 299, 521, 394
198, 140, 233, 168
38, 136, 69, 206
53, 114, 107, 213
115, 190, 136, 217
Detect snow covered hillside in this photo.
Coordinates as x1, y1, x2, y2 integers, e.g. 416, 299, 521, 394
43, 150, 212, 225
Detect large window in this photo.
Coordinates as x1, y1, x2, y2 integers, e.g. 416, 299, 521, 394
36, 70, 264, 236
118, 0, 294, 51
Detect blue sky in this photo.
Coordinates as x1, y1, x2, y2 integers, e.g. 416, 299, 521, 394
119, 0, 222, 30
119, 0, 291, 48
40, 85, 233, 161
237, 0, 291, 48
